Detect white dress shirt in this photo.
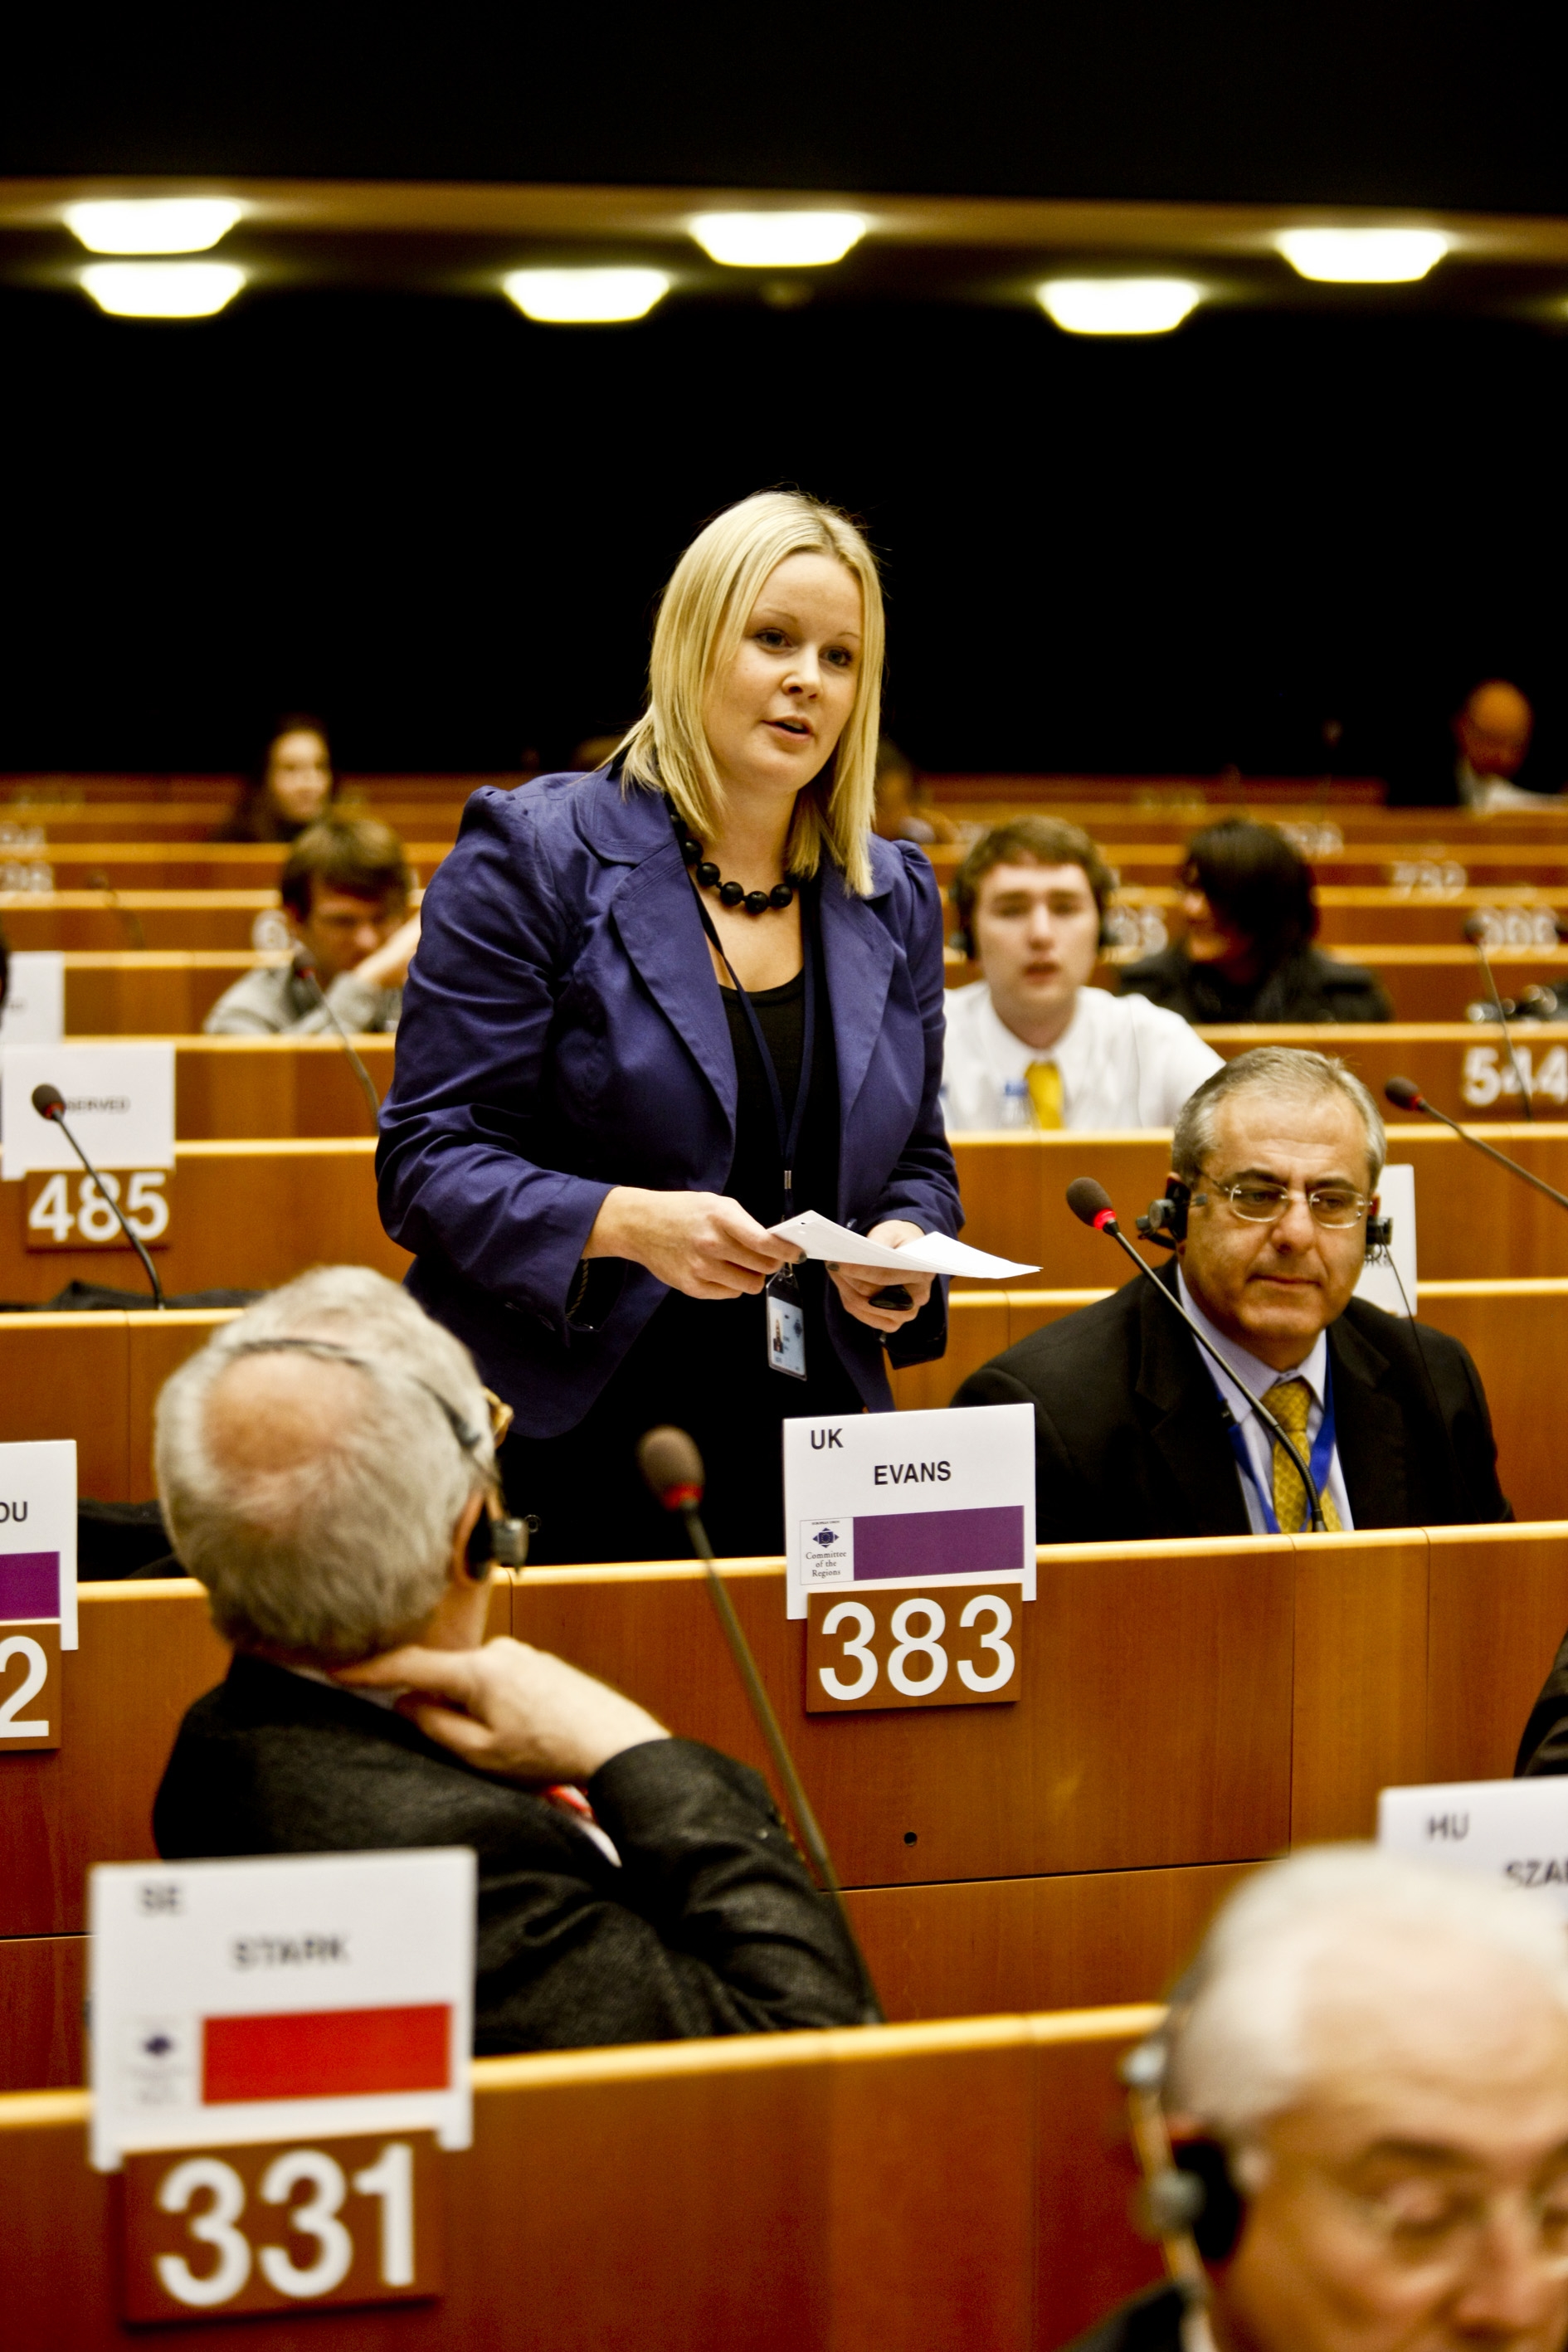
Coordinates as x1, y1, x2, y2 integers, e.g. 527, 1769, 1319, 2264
1176, 1268, 1354, 1534
940, 980, 1223, 1134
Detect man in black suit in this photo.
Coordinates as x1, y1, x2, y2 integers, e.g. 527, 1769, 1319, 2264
956, 1048, 1508, 1541
152, 1266, 864, 2051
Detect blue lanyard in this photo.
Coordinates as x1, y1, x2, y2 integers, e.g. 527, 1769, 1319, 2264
694, 888, 816, 1223
1216, 1360, 1338, 1535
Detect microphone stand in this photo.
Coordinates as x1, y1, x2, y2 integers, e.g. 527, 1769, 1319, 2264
31, 1085, 164, 1307
1464, 916, 1535, 1122
290, 947, 384, 1128
1384, 1079, 1568, 1214
1069, 1187, 1327, 1532
640, 1430, 884, 2025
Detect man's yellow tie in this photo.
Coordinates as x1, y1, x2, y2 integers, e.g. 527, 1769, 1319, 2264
1264, 1376, 1342, 1532
1025, 1061, 1064, 1129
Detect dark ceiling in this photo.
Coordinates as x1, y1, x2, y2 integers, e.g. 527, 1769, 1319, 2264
2, 6, 1566, 214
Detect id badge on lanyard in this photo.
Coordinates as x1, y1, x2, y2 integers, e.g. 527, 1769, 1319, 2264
697, 895, 816, 1383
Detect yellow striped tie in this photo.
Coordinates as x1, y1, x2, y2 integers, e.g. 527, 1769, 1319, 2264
1265, 1376, 1342, 1533
1025, 1061, 1064, 1130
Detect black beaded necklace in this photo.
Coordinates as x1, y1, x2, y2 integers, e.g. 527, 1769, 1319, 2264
667, 798, 796, 915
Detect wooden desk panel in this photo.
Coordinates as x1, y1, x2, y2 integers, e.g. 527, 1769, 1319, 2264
516, 1546, 1293, 1885
1199, 1023, 1568, 1122
1425, 1524, 1568, 1782
0, 1936, 86, 2092
64, 952, 277, 1033
1289, 1533, 1429, 1843
0, 2011, 1161, 2352
849, 1859, 1254, 2022
0, 1312, 235, 1500
1416, 1284, 1568, 1523
948, 1128, 1568, 1287
0, 840, 453, 889
2, 895, 273, 952
164, 1035, 395, 1136
0, 1141, 405, 1304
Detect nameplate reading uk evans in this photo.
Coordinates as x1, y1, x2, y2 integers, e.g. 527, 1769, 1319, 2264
1379, 1777, 1568, 1916
782, 1402, 1035, 1619
120, 2131, 444, 2324
806, 1586, 1021, 1712
89, 1849, 475, 2173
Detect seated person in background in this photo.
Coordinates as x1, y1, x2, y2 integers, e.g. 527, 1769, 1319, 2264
213, 711, 337, 843
872, 738, 959, 844
1387, 675, 1551, 811
153, 1268, 864, 2048
1071, 1846, 1568, 2352
941, 817, 1221, 1132
1119, 819, 1390, 1026
955, 1047, 1507, 1541
204, 816, 419, 1035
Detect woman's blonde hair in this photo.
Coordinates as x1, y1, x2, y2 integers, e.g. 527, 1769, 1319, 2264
618, 490, 884, 896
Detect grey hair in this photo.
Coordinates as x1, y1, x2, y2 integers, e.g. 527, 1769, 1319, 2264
1171, 1047, 1386, 1189
1166, 1846, 1568, 2158
154, 1266, 495, 1663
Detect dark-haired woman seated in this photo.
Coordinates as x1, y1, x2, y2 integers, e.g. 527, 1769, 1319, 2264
1118, 817, 1390, 1025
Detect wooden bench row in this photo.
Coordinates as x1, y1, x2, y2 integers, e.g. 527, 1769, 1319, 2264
5, 1522, 1564, 2111
3, 2004, 1160, 2352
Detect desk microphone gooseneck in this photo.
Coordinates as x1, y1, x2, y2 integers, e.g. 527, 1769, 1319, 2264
636, 1423, 883, 2023
1065, 1177, 1326, 1533
1384, 1075, 1568, 1214
290, 943, 384, 1129
30, 1082, 164, 1308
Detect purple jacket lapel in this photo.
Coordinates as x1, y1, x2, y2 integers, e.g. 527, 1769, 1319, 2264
610, 837, 738, 1122
818, 867, 898, 1127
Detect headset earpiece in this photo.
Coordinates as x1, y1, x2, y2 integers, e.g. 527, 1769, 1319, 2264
1136, 1180, 1191, 1249
1171, 2138, 1246, 2264
949, 924, 973, 962
465, 1497, 534, 1579
1366, 1212, 1393, 1252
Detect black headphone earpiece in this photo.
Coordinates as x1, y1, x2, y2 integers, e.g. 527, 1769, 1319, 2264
1171, 2138, 1246, 2265
1366, 1211, 1394, 1252
1137, 1180, 1192, 1249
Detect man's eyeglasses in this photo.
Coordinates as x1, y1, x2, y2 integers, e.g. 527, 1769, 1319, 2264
1198, 1171, 1370, 1230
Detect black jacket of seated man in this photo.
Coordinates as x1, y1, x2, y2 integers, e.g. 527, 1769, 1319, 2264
1063, 2281, 1186, 2351
153, 1653, 864, 2051
1118, 942, 1391, 1026
1514, 1629, 1568, 1776
952, 1263, 1509, 1544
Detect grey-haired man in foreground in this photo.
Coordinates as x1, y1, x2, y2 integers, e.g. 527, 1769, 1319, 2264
1074, 1847, 1568, 2352
151, 1265, 863, 2050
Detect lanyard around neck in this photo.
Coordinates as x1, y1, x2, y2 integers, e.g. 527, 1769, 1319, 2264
1216, 1359, 1338, 1536
694, 888, 816, 1220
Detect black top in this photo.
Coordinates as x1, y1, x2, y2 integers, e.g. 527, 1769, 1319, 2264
154, 1653, 865, 2051
499, 889, 864, 1562
1064, 2285, 1186, 2352
1515, 1627, 1568, 1774
1118, 942, 1391, 1025
954, 1262, 1510, 1543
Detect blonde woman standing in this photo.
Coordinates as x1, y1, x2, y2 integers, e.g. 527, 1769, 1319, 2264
378, 492, 961, 1561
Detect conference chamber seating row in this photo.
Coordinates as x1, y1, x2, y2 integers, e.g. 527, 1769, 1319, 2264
4, 1522, 1561, 2099
3, 1122, 1567, 1301
20, 937, 1568, 1026
4, 2004, 1159, 2351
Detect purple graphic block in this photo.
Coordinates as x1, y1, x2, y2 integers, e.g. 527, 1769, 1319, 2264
852, 1507, 1025, 1582
0, 1551, 60, 1621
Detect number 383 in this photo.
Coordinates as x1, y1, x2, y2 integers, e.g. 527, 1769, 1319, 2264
804, 1590, 1020, 1712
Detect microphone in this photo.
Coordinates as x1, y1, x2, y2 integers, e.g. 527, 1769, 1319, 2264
636, 1424, 883, 2024
290, 943, 384, 1128
30, 1083, 165, 1308
1383, 1075, 1568, 1213
1065, 1179, 1327, 1533
1463, 913, 1535, 1122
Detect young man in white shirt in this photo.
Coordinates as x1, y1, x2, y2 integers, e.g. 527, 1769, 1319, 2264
940, 816, 1221, 1132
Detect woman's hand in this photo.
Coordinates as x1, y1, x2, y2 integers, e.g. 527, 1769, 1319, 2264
584, 1186, 801, 1300
826, 1220, 935, 1336
337, 1637, 668, 1783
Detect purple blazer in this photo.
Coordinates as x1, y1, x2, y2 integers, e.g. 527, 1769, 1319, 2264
377, 769, 962, 1435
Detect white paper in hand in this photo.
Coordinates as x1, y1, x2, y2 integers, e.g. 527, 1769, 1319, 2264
768, 1209, 1039, 1282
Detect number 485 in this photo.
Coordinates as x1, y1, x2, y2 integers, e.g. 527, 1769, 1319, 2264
27, 1170, 168, 1244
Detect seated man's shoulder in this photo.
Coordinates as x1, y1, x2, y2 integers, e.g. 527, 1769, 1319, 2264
155, 1655, 569, 1865
956, 1280, 1143, 1405
1061, 2281, 1186, 2352
1341, 1293, 1475, 1389
203, 967, 292, 1035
